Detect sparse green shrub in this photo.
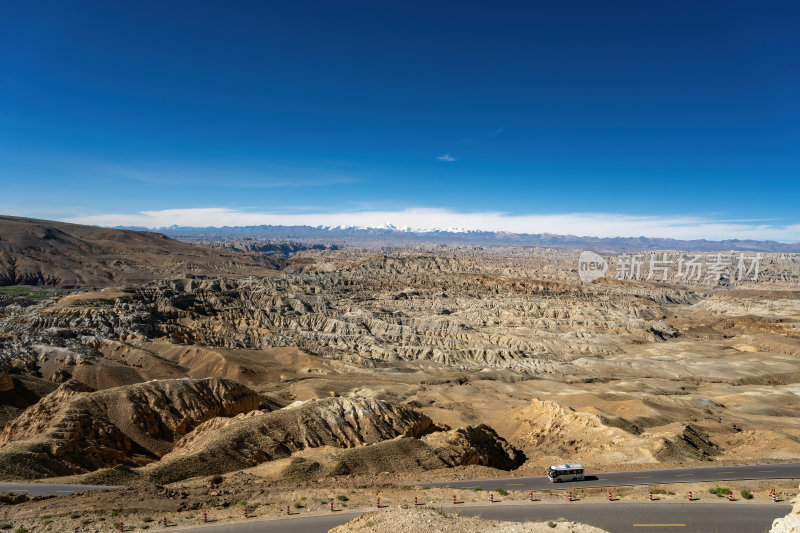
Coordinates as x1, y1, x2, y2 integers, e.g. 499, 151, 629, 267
473, 487, 483, 491
40, 516, 51, 520
741, 490, 753, 500
293, 502, 303, 509
143, 517, 153, 523
709, 487, 731, 497
81, 519, 92, 526
496, 488, 509, 496
548, 522, 557, 528
0, 524, 11, 530
421, 486, 431, 490
15, 528, 28, 533
336, 495, 349, 502
109, 511, 118, 518
69, 513, 80, 519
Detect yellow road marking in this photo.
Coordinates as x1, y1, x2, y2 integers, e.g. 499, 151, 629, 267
633, 476, 651, 479
676, 473, 693, 477
717, 471, 734, 474
506, 483, 523, 486
759, 470, 776, 473
56, 490, 75, 493
633, 525, 686, 528
598, 478, 608, 480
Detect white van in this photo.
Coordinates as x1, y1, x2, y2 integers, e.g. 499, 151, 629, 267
547, 463, 585, 482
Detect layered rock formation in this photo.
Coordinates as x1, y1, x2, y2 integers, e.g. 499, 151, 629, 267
511, 399, 718, 465
145, 396, 437, 483
248, 424, 524, 482
0, 377, 261, 478
0, 260, 701, 377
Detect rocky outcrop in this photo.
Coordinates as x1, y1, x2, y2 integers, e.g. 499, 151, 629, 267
653, 423, 718, 461
771, 485, 800, 532
259, 423, 524, 482
0, 377, 261, 478
329, 507, 610, 533
422, 424, 525, 470
511, 398, 717, 465
145, 396, 435, 483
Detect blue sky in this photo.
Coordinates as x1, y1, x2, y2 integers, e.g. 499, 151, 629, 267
1, 1, 799, 240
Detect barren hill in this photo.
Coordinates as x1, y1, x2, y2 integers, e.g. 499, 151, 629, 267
145, 396, 436, 483
0, 377, 261, 479
250, 424, 525, 483
0, 215, 281, 288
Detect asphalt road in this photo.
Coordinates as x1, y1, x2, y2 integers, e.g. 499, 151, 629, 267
172, 503, 790, 533
2, 462, 798, 497
427, 462, 800, 491
1, 463, 797, 532
0, 482, 117, 497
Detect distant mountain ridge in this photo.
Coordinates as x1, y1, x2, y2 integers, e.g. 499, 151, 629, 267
121, 224, 800, 253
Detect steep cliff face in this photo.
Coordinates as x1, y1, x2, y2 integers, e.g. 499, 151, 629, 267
0, 378, 261, 478
0, 373, 58, 429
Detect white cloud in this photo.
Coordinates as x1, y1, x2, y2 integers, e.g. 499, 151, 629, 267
436, 154, 456, 162
63, 207, 800, 242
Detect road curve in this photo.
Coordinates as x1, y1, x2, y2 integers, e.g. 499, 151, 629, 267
171, 503, 790, 533
427, 462, 800, 491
